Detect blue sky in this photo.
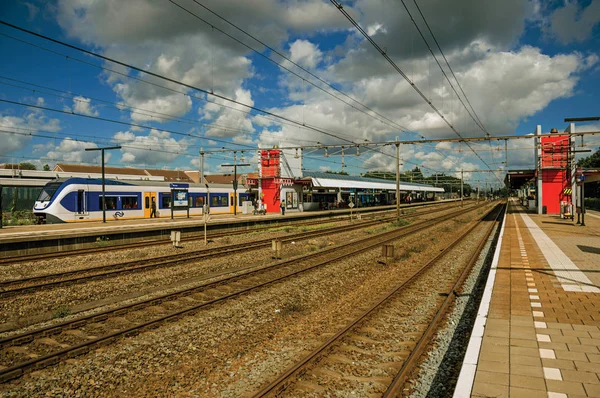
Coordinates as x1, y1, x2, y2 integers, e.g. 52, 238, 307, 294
1, 0, 599, 188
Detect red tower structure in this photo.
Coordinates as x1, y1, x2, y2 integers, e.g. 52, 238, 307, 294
260, 149, 282, 213
539, 129, 572, 215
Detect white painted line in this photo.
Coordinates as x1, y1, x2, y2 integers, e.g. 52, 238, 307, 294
548, 392, 568, 398
534, 321, 547, 329
453, 207, 507, 398
533, 311, 544, 317
528, 288, 538, 293
539, 348, 556, 359
543, 367, 562, 380
537, 334, 551, 342
520, 213, 600, 293
531, 302, 542, 308
530, 295, 540, 300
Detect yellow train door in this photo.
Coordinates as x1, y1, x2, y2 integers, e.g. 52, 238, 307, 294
144, 192, 157, 218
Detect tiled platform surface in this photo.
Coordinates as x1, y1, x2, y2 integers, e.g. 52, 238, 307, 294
458, 199, 600, 398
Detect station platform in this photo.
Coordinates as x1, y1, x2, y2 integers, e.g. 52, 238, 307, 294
456, 199, 600, 398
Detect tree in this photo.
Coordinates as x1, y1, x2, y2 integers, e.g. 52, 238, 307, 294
43, 164, 51, 171
578, 148, 600, 168
324, 170, 349, 175
578, 147, 600, 198
18, 162, 37, 170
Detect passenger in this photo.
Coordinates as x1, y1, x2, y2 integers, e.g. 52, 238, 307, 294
280, 200, 286, 216
150, 198, 157, 218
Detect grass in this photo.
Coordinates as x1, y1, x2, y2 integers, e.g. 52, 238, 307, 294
53, 305, 71, 319
279, 297, 305, 316
95, 236, 110, 247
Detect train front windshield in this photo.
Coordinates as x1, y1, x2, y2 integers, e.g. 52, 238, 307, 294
37, 182, 63, 202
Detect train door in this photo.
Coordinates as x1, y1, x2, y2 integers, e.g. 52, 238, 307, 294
75, 187, 89, 220
230, 193, 235, 214
144, 192, 157, 218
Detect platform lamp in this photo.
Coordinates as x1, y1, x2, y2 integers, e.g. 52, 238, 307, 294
221, 160, 250, 216
85, 146, 121, 223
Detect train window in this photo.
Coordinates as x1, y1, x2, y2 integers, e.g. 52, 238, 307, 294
122, 197, 139, 209
37, 182, 63, 201
162, 196, 171, 208
145, 196, 150, 209
211, 196, 219, 207
195, 196, 205, 207
221, 196, 228, 206
99, 196, 118, 210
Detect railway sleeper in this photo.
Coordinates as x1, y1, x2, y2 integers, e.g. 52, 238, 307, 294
92, 315, 108, 322
11, 335, 34, 346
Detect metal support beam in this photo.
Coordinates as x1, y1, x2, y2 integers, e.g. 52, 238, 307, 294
84, 146, 121, 223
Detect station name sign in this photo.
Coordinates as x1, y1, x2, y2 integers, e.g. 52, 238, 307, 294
169, 183, 190, 189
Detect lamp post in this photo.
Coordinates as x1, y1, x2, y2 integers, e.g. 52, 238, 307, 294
221, 154, 250, 216
84, 146, 121, 223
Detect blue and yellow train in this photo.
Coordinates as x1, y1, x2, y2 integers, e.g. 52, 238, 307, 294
33, 178, 253, 223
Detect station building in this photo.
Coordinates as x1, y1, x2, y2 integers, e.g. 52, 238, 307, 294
245, 147, 444, 213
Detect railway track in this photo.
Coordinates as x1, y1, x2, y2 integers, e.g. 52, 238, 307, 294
252, 203, 504, 397
0, 203, 467, 297
0, 201, 460, 266
0, 203, 486, 383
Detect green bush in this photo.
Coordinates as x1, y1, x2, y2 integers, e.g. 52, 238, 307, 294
585, 198, 600, 211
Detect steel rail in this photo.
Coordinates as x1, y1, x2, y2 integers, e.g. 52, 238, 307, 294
0, 214, 398, 296
0, 200, 457, 265
252, 203, 503, 397
0, 203, 462, 296
0, 204, 485, 382
383, 203, 504, 397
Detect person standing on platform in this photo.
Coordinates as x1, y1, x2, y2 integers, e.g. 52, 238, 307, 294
150, 198, 157, 218
280, 200, 286, 215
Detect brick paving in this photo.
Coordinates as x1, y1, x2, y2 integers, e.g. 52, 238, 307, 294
470, 199, 600, 398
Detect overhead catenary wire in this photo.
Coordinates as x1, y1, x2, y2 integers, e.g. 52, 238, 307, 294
173, 0, 413, 134
411, 0, 488, 135
0, 20, 364, 147
0, 22, 450, 167
398, 0, 488, 134
329, 0, 502, 185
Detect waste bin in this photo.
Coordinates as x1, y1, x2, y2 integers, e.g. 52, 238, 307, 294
542, 206, 547, 214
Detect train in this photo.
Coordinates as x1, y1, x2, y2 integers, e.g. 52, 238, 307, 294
33, 178, 254, 223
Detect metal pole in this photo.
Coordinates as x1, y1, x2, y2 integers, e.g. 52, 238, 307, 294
84, 146, 121, 223
101, 149, 106, 223
200, 147, 205, 184
460, 169, 464, 207
233, 151, 237, 216
395, 141, 400, 222
581, 181, 585, 226
0, 184, 3, 229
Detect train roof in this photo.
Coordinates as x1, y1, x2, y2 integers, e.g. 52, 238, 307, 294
46, 177, 233, 189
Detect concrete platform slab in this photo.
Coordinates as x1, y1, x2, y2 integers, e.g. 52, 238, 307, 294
455, 198, 600, 398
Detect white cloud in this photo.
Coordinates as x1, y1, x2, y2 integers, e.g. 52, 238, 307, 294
0, 111, 62, 157
67, 96, 99, 117
46, 139, 106, 164
203, 88, 256, 139
112, 129, 190, 166
289, 39, 323, 70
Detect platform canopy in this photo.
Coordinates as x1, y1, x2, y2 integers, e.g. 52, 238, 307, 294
504, 169, 536, 190
305, 172, 444, 192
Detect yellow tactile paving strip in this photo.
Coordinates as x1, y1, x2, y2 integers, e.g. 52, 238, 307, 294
472, 201, 600, 398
